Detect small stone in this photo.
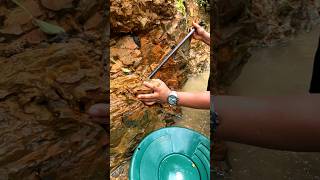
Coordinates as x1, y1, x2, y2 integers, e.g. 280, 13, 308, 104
133, 57, 142, 68
117, 36, 137, 50
110, 61, 123, 73
120, 57, 137, 66
138, 17, 149, 28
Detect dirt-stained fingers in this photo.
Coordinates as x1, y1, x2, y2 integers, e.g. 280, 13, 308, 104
138, 79, 170, 104
138, 96, 158, 106
144, 101, 157, 106
192, 21, 201, 29
192, 21, 206, 40
137, 93, 159, 100
143, 79, 161, 90
143, 81, 156, 90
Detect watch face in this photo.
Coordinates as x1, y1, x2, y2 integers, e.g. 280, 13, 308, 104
168, 95, 177, 105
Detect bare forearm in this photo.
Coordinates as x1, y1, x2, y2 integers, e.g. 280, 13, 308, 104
215, 95, 320, 152
177, 91, 210, 109
202, 32, 210, 45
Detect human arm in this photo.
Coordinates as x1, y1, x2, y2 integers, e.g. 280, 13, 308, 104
214, 95, 320, 152
137, 79, 210, 109
176, 91, 210, 109
192, 22, 210, 45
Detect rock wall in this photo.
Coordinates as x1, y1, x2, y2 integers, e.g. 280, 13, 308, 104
0, 0, 107, 179
110, 0, 177, 33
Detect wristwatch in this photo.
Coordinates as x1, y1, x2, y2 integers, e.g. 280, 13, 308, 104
167, 91, 179, 106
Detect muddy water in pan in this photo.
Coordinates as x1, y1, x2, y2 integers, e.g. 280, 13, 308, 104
225, 26, 320, 179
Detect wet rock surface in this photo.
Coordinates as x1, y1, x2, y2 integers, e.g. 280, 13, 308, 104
110, 0, 177, 33
0, 42, 107, 179
110, 16, 190, 173
0, 0, 107, 179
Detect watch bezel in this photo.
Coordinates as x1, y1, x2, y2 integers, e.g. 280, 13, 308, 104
167, 91, 178, 105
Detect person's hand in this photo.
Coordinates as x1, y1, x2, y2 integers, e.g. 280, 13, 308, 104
88, 103, 108, 124
192, 21, 210, 45
192, 21, 206, 41
137, 79, 171, 106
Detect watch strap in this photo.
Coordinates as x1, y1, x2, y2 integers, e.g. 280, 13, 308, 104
170, 91, 177, 97
167, 91, 178, 105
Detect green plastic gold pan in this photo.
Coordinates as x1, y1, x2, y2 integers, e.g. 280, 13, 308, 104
129, 126, 210, 180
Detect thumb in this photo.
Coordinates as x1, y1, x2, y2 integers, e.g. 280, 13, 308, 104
192, 21, 201, 29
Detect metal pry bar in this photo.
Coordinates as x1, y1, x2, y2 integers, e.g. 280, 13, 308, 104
147, 29, 195, 79
147, 22, 205, 79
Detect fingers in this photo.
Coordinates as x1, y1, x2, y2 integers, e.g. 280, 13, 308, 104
138, 95, 158, 106
143, 79, 163, 90
137, 90, 159, 106
139, 79, 169, 104
192, 21, 205, 39
137, 93, 158, 99
192, 21, 201, 29
192, 33, 202, 40
143, 81, 158, 91
145, 101, 156, 106
138, 80, 161, 102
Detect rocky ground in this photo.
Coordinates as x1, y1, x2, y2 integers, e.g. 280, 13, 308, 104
0, 0, 107, 179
